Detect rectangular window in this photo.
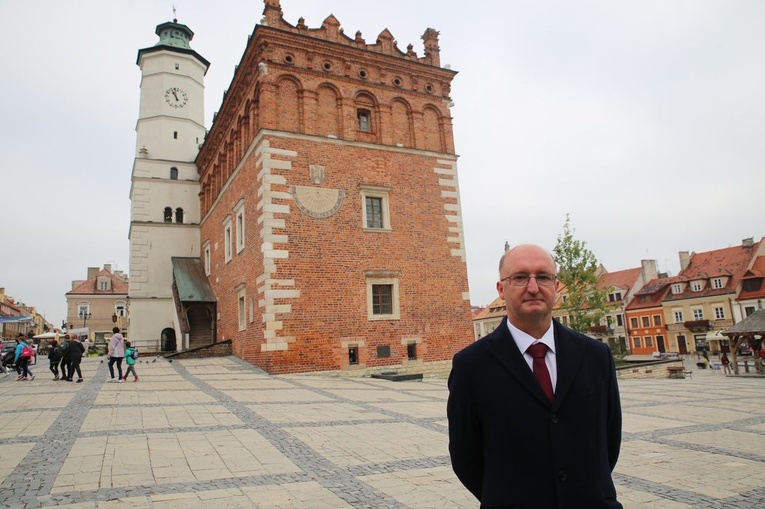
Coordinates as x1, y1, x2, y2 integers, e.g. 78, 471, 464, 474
615, 292, 622, 301
641, 316, 650, 327
348, 346, 359, 365
714, 306, 725, 319
653, 314, 662, 326
713, 278, 723, 289
372, 284, 393, 315
237, 287, 246, 331
365, 197, 383, 229
100, 281, 108, 290
693, 308, 704, 320
235, 200, 245, 254
644, 336, 654, 348
366, 271, 400, 320
562, 316, 568, 327
357, 109, 371, 132
674, 310, 683, 323
692, 281, 702, 292
115, 305, 126, 317
608, 293, 615, 302
745, 306, 756, 317
377, 345, 391, 358
673, 284, 682, 294
204, 243, 211, 275
616, 314, 623, 326
360, 185, 391, 231
224, 217, 233, 263
630, 317, 639, 329
633, 337, 642, 348
407, 343, 417, 360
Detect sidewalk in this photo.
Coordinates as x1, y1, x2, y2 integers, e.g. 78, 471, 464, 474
0, 355, 763, 508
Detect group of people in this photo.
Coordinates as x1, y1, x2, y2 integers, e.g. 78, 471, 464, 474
106, 327, 140, 382
46, 333, 86, 382
5, 327, 140, 385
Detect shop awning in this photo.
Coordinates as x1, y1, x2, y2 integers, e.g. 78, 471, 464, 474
706, 330, 727, 342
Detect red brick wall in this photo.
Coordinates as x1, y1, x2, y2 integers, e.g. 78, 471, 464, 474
197, 10, 471, 374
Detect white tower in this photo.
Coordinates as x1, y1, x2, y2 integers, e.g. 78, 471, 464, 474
129, 20, 209, 349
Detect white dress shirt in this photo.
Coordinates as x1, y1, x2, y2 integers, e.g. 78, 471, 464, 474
506, 319, 558, 391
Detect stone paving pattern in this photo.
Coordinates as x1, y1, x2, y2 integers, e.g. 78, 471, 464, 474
0, 356, 763, 508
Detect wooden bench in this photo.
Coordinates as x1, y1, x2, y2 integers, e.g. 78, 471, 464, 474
668, 366, 686, 379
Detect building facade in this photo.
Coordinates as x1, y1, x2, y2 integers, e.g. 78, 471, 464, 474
128, 20, 210, 351
65, 265, 129, 347
133, 0, 473, 374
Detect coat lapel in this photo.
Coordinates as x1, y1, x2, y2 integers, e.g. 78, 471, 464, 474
551, 320, 586, 409
487, 317, 553, 406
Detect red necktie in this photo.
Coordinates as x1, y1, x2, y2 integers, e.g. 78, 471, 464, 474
527, 343, 554, 402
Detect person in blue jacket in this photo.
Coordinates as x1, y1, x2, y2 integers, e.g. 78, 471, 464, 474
14, 334, 35, 381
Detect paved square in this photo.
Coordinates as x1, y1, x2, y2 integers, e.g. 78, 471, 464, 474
0, 356, 763, 508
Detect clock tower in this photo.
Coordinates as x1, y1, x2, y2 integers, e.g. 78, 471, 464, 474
128, 20, 210, 349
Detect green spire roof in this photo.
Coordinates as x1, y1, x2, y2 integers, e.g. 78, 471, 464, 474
155, 21, 194, 49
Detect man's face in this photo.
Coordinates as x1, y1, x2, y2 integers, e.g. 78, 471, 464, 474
496, 245, 557, 327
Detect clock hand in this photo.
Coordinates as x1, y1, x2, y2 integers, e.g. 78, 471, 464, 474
172, 90, 179, 101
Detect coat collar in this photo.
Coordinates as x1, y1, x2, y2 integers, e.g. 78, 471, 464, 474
486, 317, 586, 408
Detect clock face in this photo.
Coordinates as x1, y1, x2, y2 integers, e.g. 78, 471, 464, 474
164, 87, 188, 108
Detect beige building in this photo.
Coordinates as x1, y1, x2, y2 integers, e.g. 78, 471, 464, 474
662, 238, 763, 354
65, 264, 129, 349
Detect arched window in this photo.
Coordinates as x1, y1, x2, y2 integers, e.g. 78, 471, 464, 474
170, 167, 178, 180
175, 207, 184, 223
164, 207, 172, 222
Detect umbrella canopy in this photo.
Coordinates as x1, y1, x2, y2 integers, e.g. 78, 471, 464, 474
32, 332, 59, 340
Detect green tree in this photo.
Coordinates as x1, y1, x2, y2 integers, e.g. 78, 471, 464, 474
553, 214, 612, 334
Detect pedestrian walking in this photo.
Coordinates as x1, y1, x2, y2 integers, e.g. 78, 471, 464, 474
108, 327, 125, 382
66, 335, 86, 383
720, 352, 732, 375
48, 340, 63, 380
59, 335, 71, 381
14, 335, 35, 381
123, 341, 139, 382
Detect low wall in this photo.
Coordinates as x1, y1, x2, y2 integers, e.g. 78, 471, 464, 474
617, 359, 684, 380
165, 340, 233, 360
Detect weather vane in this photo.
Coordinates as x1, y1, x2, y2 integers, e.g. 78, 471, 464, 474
173, 5, 177, 22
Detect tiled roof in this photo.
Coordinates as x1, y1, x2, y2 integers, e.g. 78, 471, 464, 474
724, 308, 765, 335
473, 296, 506, 320
67, 269, 128, 296
664, 242, 760, 302
598, 267, 642, 292
738, 256, 765, 301
625, 276, 679, 310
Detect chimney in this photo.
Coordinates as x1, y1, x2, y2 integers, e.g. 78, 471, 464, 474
87, 267, 99, 279
742, 237, 754, 248
104, 264, 112, 274
679, 251, 691, 272
641, 259, 658, 282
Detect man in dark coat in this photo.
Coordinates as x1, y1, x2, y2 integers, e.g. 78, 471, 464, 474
448, 244, 622, 508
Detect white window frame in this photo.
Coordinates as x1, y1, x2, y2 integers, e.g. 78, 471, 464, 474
360, 185, 391, 231
692, 281, 702, 292
203, 242, 211, 275
712, 278, 723, 289
714, 306, 725, 319
692, 308, 704, 320
674, 309, 683, 323
223, 216, 233, 263
365, 271, 400, 321
114, 301, 127, 317
77, 303, 91, 318
673, 284, 682, 294
237, 285, 246, 331
234, 199, 245, 254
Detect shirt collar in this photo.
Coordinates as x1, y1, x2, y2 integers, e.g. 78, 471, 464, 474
506, 319, 556, 355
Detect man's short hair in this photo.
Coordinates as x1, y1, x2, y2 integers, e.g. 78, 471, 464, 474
112, 327, 120, 334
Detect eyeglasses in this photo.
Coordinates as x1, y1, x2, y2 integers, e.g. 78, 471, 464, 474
500, 273, 557, 287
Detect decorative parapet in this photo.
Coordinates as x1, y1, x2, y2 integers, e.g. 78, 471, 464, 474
261, 0, 443, 67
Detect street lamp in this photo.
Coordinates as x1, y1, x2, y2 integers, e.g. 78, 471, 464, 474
79, 311, 91, 328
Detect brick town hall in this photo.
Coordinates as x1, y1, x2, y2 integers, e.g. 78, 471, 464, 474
128, 0, 473, 374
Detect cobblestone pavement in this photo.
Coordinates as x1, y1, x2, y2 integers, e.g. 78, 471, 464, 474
0, 356, 763, 508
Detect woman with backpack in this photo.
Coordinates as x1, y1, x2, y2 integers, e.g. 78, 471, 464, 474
123, 341, 139, 382
14, 335, 35, 381
48, 340, 63, 380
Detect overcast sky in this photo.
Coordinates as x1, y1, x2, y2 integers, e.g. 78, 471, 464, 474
2, 0, 764, 326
